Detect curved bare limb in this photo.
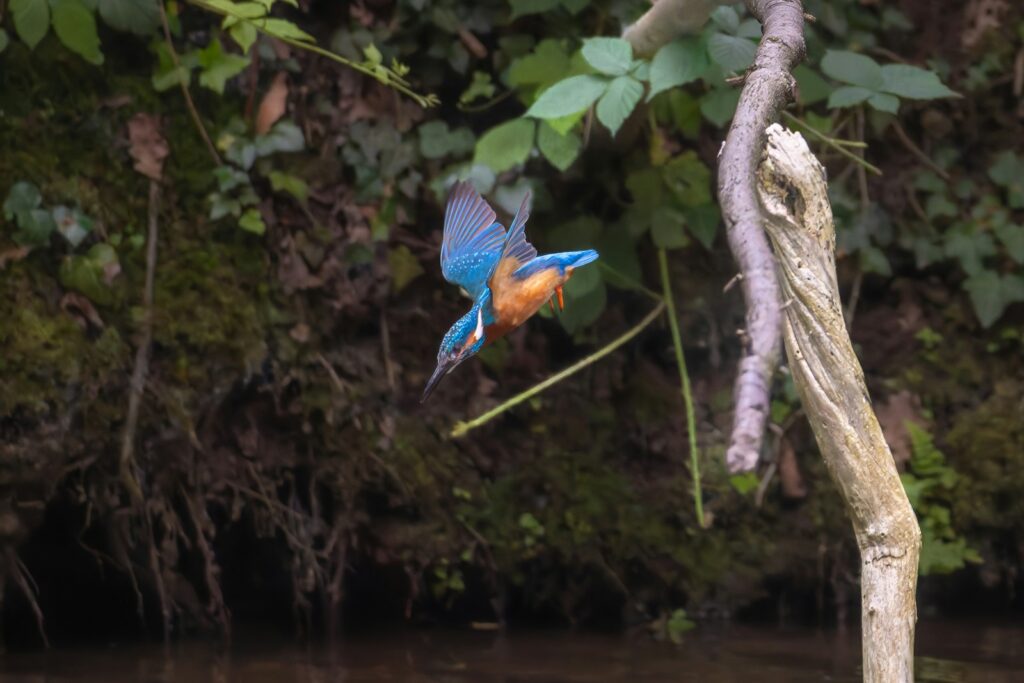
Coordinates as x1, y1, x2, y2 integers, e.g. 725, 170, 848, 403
718, 0, 805, 472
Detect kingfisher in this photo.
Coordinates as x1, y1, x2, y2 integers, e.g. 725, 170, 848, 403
421, 181, 599, 401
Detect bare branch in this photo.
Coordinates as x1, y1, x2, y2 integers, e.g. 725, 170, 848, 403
758, 125, 920, 682
622, 0, 732, 57
717, 0, 805, 472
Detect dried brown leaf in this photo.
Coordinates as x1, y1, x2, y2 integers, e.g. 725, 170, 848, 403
256, 73, 289, 135
127, 113, 169, 181
61, 292, 105, 330
0, 246, 31, 269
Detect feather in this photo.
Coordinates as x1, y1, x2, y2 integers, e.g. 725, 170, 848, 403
440, 182, 504, 296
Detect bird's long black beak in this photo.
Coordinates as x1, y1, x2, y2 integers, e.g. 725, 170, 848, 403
421, 360, 452, 403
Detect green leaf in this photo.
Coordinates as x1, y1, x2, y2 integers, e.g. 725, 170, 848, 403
648, 37, 708, 100
388, 245, 425, 293
699, 88, 739, 127
944, 231, 995, 275
197, 38, 250, 94
709, 5, 740, 34
651, 206, 688, 249
52, 0, 104, 65
821, 50, 883, 89
525, 74, 609, 120
268, 171, 309, 202
238, 208, 266, 234
595, 229, 642, 290
581, 37, 633, 76
868, 92, 900, 114
827, 85, 874, 109
10, 0, 50, 49
229, 21, 258, 53
536, 122, 581, 171
473, 118, 536, 172
12, 209, 57, 246
419, 121, 475, 160
963, 270, 1024, 328
60, 252, 115, 305
994, 223, 1024, 264
508, 39, 571, 91
3, 181, 43, 218
685, 204, 720, 249
595, 75, 642, 137
509, 0, 560, 19
707, 33, 755, 73
256, 121, 305, 156
460, 71, 496, 105
988, 152, 1024, 209
663, 151, 711, 207
260, 18, 314, 43
860, 245, 892, 276
793, 65, 832, 105
559, 278, 606, 334
96, 0, 160, 35
0, 29, 10, 54
880, 64, 958, 100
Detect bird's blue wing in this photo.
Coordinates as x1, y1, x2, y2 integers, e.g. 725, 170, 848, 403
440, 181, 505, 298
491, 192, 538, 273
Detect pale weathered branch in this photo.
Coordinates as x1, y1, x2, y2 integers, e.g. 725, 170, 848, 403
758, 125, 921, 682
718, 0, 805, 472
623, 0, 732, 57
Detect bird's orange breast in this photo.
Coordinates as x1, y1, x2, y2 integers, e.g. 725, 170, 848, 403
486, 257, 570, 341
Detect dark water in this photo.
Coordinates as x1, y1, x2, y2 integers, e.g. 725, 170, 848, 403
1, 620, 1022, 682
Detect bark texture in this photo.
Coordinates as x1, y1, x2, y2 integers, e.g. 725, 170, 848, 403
718, 0, 805, 472
622, 0, 732, 57
758, 124, 922, 683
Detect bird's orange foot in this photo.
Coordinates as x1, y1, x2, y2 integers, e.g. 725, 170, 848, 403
555, 285, 564, 311
548, 297, 556, 314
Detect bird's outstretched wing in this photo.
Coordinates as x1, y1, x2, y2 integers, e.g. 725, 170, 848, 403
440, 181, 504, 299
492, 191, 538, 271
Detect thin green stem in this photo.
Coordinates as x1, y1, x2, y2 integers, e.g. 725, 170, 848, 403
597, 262, 663, 302
451, 302, 666, 438
782, 111, 881, 176
657, 249, 704, 528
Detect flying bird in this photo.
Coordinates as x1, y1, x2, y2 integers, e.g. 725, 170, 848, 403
422, 181, 599, 401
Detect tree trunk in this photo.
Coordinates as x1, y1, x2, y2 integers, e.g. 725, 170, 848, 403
756, 124, 922, 682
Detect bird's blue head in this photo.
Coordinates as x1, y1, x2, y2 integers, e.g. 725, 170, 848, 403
422, 299, 492, 402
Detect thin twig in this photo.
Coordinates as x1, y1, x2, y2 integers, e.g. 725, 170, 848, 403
782, 111, 881, 175
5, 549, 49, 647
379, 309, 396, 392
451, 302, 666, 437
119, 180, 161, 502
658, 250, 704, 528
158, 2, 222, 165
891, 121, 949, 181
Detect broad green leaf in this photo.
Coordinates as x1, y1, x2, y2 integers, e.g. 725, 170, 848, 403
537, 122, 581, 171
709, 5, 739, 34
0, 29, 9, 54
418, 121, 475, 160
256, 121, 305, 156
473, 118, 536, 172
525, 74, 609, 120
699, 87, 739, 127
581, 37, 633, 76
10, 0, 50, 49
685, 204, 720, 249
663, 151, 711, 207
880, 64, 958, 100
987, 152, 1024, 208
860, 245, 891, 276
52, 0, 104, 65
229, 21, 258, 53
595, 229, 642, 290
868, 92, 899, 114
995, 223, 1024, 263
964, 270, 1023, 328
388, 245, 425, 293
736, 18, 762, 39
595, 75, 642, 137
508, 39, 571, 92
651, 206, 688, 249
268, 171, 309, 202
12, 209, 57, 246
460, 71, 496, 105
944, 231, 995, 275
821, 50, 883, 89
652, 89, 701, 137
793, 65, 832, 105
925, 193, 957, 219
238, 208, 266, 234
648, 37, 708, 100
509, 0, 560, 19
60, 251, 115, 304
3, 181, 43, 217
828, 85, 874, 108
97, 0, 160, 35
707, 33, 755, 72
197, 39, 250, 94
559, 278, 606, 333
260, 18, 314, 43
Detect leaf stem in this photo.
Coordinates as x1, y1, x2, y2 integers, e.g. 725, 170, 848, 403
781, 111, 881, 176
451, 302, 666, 437
657, 249, 704, 528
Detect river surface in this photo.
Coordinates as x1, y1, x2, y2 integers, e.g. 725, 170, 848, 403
1, 619, 1022, 682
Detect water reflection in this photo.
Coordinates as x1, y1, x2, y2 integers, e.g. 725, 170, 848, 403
0, 619, 1021, 682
